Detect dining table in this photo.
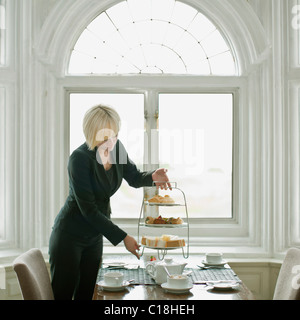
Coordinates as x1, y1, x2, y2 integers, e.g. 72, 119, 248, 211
92, 255, 255, 301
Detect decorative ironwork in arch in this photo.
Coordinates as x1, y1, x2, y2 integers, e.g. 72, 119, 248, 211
68, 0, 236, 75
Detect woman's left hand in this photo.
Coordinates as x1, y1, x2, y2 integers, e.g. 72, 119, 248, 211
152, 168, 172, 190
123, 235, 140, 260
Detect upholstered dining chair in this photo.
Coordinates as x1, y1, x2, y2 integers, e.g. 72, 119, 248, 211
273, 247, 300, 300
13, 248, 54, 300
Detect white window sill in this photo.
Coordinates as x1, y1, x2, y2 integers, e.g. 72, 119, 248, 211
0, 244, 285, 266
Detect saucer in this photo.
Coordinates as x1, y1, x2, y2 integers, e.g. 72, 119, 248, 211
103, 261, 126, 267
206, 281, 239, 291
161, 283, 193, 294
201, 259, 227, 267
98, 280, 130, 292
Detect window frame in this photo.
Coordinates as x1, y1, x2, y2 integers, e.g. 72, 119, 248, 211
0, 82, 17, 249
0, 0, 17, 249
273, 0, 300, 253
64, 75, 247, 245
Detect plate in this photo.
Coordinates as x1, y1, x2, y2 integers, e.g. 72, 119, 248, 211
144, 223, 187, 228
145, 202, 183, 206
201, 259, 227, 267
161, 282, 193, 294
97, 280, 131, 292
103, 262, 126, 267
142, 245, 184, 250
206, 281, 239, 291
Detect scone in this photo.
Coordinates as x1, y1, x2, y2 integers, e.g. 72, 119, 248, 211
160, 195, 175, 204
148, 194, 175, 203
148, 195, 163, 203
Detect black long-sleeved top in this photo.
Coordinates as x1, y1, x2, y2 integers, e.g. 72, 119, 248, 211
52, 140, 154, 246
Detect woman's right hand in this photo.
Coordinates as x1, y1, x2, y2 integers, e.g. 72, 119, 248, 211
123, 235, 140, 259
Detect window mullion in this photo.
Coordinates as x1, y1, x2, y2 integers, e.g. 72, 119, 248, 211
144, 89, 159, 173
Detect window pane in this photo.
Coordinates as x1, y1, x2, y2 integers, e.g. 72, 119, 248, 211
151, 0, 174, 21
201, 30, 230, 58
209, 51, 236, 75
187, 12, 216, 41
88, 13, 116, 40
0, 0, 6, 66
158, 94, 233, 218
186, 59, 210, 75
119, 24, 140, 49
162, 23, 185, 49
68, 0, 236, 75
124, 47, 146, 71
106, 1, 132, 29
135, 20, 151, 44
174, 31, 207, 62
69, 50, 93, 74
106, 30, 129, 55
151, 20, 169, 45
170, 1, 197, 29
128, 0, 151, 22
70, 93, 144, 218
141, 43, 186, 73
155, 45, 186, 74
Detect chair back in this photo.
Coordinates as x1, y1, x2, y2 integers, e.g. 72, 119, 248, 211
13, 248, 54, 300
273, 247, 300, 300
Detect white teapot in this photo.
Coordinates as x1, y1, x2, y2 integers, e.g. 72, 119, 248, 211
145, 258, 187, 284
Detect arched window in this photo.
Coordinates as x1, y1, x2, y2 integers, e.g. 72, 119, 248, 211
67, 0, 237, 221
68, 0, 236, 75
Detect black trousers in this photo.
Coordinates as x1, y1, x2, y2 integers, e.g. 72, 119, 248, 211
49, 228, 103, 300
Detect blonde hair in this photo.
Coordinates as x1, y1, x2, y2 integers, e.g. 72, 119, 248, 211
83, 105, 120, 150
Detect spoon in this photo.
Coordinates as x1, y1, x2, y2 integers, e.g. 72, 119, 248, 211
164, 265, 171, 277
197, 264, 226, 270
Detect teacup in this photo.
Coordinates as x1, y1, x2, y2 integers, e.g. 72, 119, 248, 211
104, 272, 124, 287
205, 252, 223, 264
167, 274, 189, 289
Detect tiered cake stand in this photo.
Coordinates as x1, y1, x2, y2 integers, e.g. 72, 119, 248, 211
137, 182, 189, 260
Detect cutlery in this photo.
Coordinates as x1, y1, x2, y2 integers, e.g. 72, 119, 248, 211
103, 264, 139, 270
164, 265, 171, 277
104, 266, 125, 269
197, 264, 228, 270
127, 279, 135, 284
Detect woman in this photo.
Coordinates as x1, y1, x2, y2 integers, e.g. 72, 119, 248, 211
49, 105, 171, 300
